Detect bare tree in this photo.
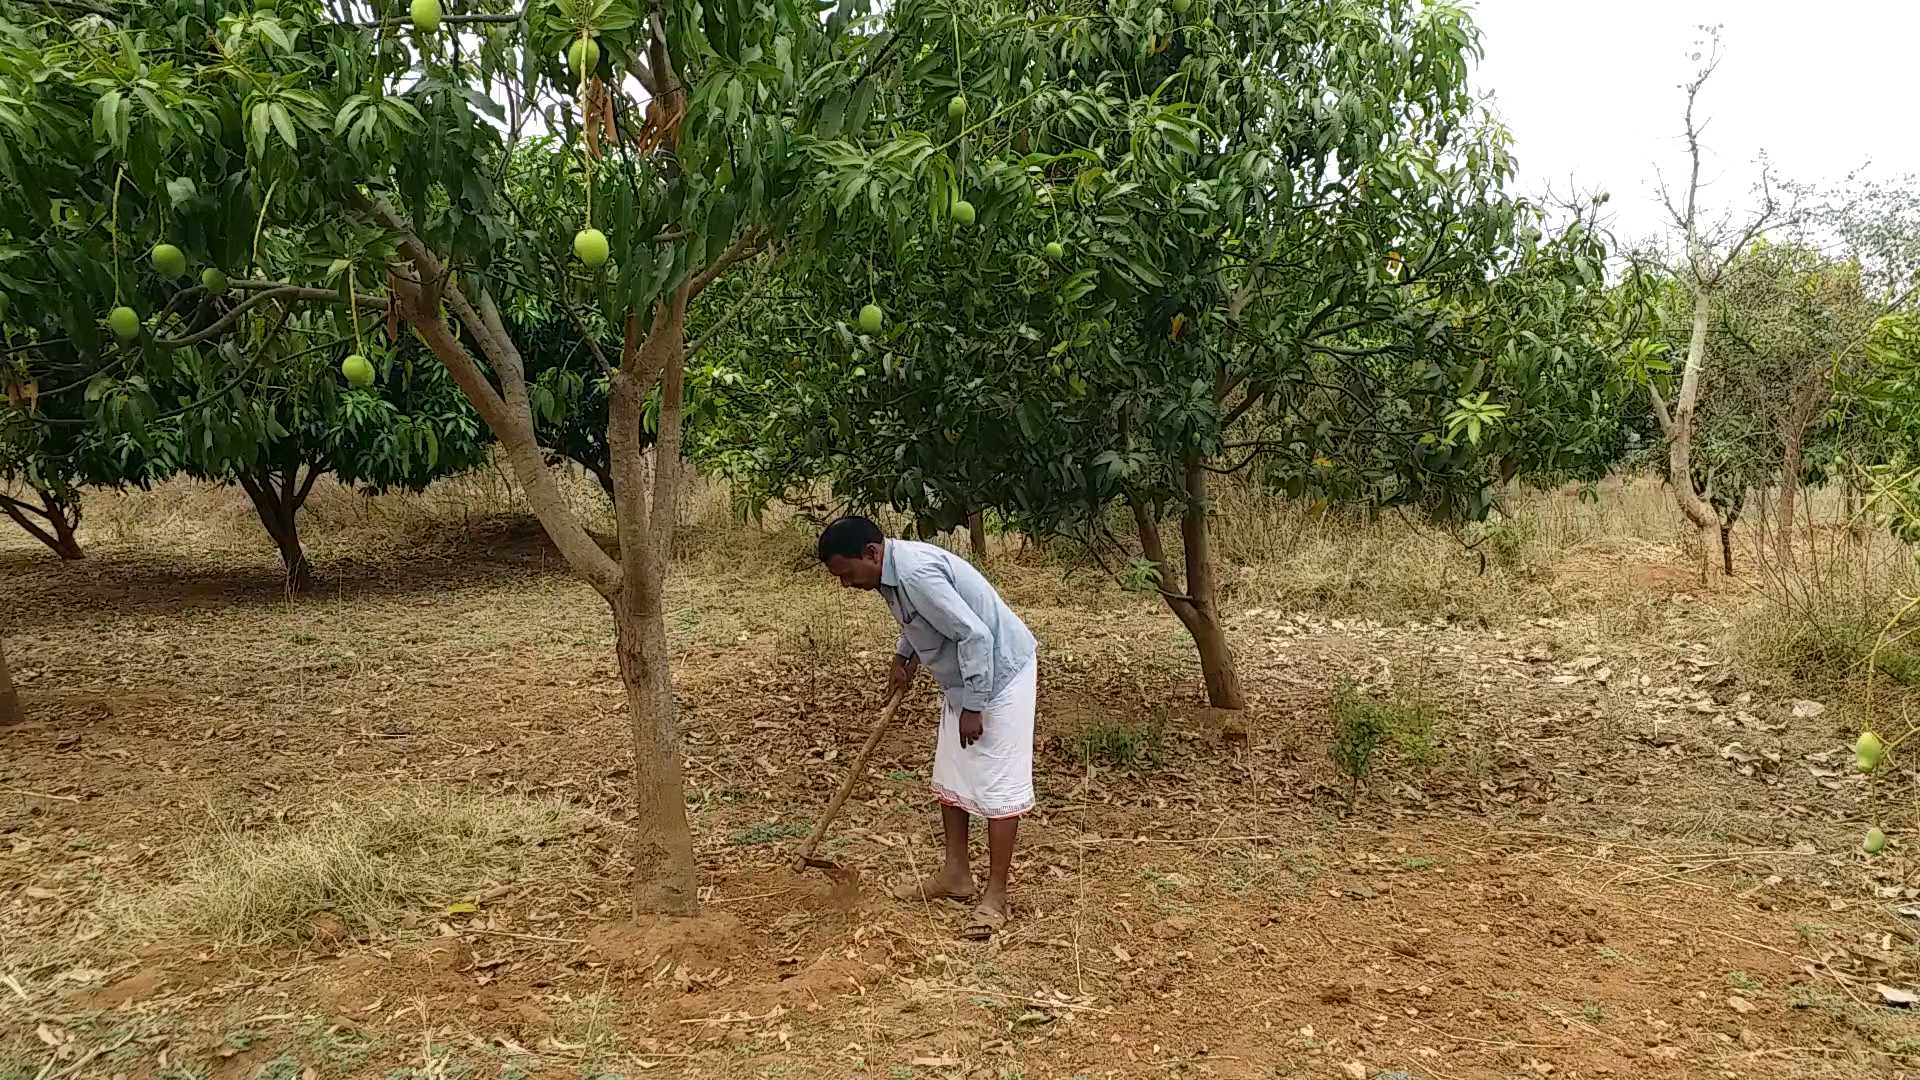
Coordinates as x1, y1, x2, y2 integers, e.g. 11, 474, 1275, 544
1648, 28, 1801, 584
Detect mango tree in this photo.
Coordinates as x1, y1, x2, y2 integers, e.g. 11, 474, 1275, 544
0, 0, 1009, 912
0, 375, 179, 558
165, 322, 490, 592
707, 0, 1632, 708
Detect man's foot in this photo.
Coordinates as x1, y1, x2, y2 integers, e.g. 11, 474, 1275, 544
960, 897, 1009, 940
889, 869, 976, 904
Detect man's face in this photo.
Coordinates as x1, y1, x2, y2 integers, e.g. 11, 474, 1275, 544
824, 542, 885, 590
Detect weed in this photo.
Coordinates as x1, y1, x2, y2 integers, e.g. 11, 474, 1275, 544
1079, 707, 1167, 767
258, 1056, 304, 1080
730, 820, 807, 847
886, 769, 917, 782
1330, 681, 1446, 801
304, 1021, 374, 1071
1475, 511, 1537, 571
1725, 970, 1762, 992
1581, 1002, 1607, 1023
1401, 856, 1435, 870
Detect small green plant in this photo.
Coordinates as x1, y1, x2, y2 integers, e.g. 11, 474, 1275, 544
730, 820, 807, 847
304, 1021, 373, 1072
1079, 707, 1167, 767
1330, 680, 1446, 802
1474, 511, 1536, 570
1330, 682, 1387, 799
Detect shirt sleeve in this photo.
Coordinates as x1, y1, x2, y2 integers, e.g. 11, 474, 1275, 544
902, 565, 993, 711
894, 631, 913, 659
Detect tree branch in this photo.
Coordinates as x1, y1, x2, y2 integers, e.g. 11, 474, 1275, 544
152, 284, 380, 348
687, 228, 769, 301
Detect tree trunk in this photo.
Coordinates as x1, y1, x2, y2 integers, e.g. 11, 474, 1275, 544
1719, 492, 1744, 577
1773, 373, 1826, 570
967, 512, 987, 558
611, 592, 698, 913
1, 490, 84, 559
0, 636, 18, 724
1659, 282, 1725, 586
604, 288, 702, 915
237, 467, 316, 594
1130, 465, 1247, 710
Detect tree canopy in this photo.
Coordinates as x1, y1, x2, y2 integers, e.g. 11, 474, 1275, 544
704, 0, 1632, 706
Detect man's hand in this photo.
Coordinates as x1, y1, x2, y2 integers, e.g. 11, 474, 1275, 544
888, 653, 918, 699
959, 708, 984, 748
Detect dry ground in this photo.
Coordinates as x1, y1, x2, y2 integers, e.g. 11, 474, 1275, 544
4, 476, 1920, 1079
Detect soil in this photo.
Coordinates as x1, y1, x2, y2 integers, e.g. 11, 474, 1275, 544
2, 512, 1918, 1078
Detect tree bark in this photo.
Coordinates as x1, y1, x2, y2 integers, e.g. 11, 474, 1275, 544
1718, 491, 1745, 578
1130, 465, 1246, 710
0, 636, 17, 724
237, 466, 316, 594
0, 490, 84, 559
1658, 282, 1725, 586
1773, 373, 1827, 570
967, 512, 987, 558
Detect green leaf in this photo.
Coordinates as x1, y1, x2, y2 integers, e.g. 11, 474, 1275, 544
270, 102, 297, 151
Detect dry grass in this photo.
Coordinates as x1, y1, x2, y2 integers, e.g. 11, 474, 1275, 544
118, 790, 599, 949
51, 459, 1920, 678
1731, 524, 1920, 692
1199, 475, 1687, 620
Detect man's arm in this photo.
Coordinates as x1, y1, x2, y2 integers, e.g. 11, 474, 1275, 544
902, 566, 993, 712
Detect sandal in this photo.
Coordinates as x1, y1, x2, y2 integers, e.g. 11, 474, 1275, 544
889, 878, 978, 904
960, 904, 1008, 940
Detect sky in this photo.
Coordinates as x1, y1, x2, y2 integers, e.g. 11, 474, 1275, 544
1468, 0, 1918, 246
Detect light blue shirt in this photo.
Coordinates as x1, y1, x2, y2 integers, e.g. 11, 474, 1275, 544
878, 539, 1036, 712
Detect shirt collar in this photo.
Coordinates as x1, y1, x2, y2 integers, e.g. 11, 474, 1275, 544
879, 539, 901, 588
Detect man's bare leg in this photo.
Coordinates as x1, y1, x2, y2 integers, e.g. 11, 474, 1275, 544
901, 803, 976, 900
980, 815, 1020, 917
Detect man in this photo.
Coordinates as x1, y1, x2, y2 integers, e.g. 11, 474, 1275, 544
817, 515, 1037, 939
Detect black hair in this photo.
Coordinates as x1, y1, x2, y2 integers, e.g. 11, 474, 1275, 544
817, 515, 884, 562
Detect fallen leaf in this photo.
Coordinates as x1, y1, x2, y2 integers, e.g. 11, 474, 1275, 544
1791, 700, 1826, 719
1339, 1061, 1367, 1080
446, 902, 478, 915
1875, 984, 1918, 1007
23, 886, 58, 900
911, 1055, 961, 1067
1726, 995, 1755, 1014
1110, 945, 1130, 963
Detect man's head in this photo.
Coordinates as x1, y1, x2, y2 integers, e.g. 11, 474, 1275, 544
817, 515, 886, 590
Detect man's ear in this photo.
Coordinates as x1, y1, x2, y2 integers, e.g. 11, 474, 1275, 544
866, 541, 884, 563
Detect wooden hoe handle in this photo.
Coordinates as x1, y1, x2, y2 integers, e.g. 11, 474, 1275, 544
793, 690, 908, 870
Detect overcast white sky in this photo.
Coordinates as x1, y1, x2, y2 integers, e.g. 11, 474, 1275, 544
1469, 0, 1915, 246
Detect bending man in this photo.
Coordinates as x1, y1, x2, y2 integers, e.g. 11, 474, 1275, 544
817, 516, 1038, 939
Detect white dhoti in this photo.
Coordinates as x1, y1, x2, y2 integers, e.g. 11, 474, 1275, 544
931, 658, 1037, 819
